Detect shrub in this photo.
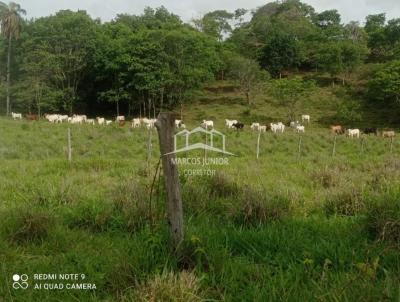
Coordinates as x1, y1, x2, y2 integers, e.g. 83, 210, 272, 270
1, 208, 53, 244
365, 191, 400, 246
231, 187, 291, 226
209, 173, 238, 198
323, 187, 366, 216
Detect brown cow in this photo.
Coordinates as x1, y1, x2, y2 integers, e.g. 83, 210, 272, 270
26, 114, 39, 121
330, 125, 344, 135
382, 131, 395, 138
119, 120, 126, 127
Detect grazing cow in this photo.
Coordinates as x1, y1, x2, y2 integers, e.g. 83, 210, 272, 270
97, 117, 105, 125
232, 122, 244, 130
106, 120, 113, 125
26, 114, 39, 121
259, 125, 267, 132
45, 114, 59, 123
250, 123, 260, 131
132, 118, 141, 128
70, 116, 84, 124
290, 121, 300, 128
119, 120, 126, 127
86, 119, 95, 125
296, 125, 305, 133
11, 112, 22, 120
201, 120, 214, 129
347, 129, 360, 138
225, 119, 238, 129
143, 118, 156, 129
270, 123, 285, 133
331, 125, 344, 135
73, 114, 87, 122
175, 120, 186, 129
302, 115, 310, 123
116, 116, 125, 122
142, 118, 153, 128
364, 128, 377, 135
57, 115, 69, 123
382, 131, 395, 138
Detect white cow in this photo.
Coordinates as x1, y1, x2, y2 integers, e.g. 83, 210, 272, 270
57, 115, 69, 123
70, 116, 83, 124
259, 125, 267, 133
106, 120, 113, 125
142, 118, 156, 129
302, 115, 310, 123
347, 129, 360, 138
250, 123, 260, 131
132, 118, 141, 128
73, 114, 87, 122
86, 119, 95, 125
45, 114, 59, 123
97, 117, 105, 125
225, 119, 238, 129
290, 121, 300, 128
11, 112, 22, 120
296, 125, 305, 133
175, 120, 187, 129
270, 123, 285, 133
201, 120, 214, 129
116, 116, 125, 122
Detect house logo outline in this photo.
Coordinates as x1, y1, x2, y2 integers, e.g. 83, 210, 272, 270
164, 127, 235, 156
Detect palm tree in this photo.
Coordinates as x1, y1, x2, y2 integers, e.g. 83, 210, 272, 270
0, 2, 25, 115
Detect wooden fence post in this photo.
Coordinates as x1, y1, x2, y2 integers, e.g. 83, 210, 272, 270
147, 127, 153, 173
256, 132, 261, 159
390, 137, 394, 153
297, 134, 302, 160
332, 135, 337, 157
361, 137, 365, 155
155, 112, 184, 249
67, 128, 72, 162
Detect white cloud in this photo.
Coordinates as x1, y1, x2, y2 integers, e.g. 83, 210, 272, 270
18, 0, 400, 24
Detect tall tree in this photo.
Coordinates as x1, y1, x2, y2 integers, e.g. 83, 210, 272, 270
0, 1, 25, 115
228, 55, 269, 105
258, 31, 302, 78
193, 10, 234, 41
270, 77, 315, 121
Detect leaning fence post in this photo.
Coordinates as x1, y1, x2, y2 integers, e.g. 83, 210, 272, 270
155, 112, 184, 250
67, 128, 72, 162
256, 132, 261, 159
332, 135, 337, 157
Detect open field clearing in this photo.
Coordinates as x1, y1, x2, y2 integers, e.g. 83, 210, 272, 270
0, 116, 399, 301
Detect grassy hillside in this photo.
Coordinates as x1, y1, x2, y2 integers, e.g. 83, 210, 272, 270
0, 83, 399, 301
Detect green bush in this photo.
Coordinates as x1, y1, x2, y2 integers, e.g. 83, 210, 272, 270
323, 187, 366, 216
365, 191, 400, 246
1, 207, 54, 244
231, 187, 291, 226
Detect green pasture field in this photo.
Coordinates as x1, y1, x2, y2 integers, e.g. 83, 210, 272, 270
0, 113, 399, 301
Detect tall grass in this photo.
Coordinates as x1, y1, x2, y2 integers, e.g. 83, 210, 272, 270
0, 112, 399, 301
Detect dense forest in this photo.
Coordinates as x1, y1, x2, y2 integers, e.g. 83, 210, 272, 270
0, 0, 399, 118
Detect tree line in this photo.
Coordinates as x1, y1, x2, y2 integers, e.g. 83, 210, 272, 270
0, 0, 399, 117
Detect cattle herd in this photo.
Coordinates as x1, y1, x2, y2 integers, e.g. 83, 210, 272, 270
8, 112, 397, 139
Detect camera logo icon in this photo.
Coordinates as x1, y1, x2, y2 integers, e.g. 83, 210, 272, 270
12, 274, 29, 289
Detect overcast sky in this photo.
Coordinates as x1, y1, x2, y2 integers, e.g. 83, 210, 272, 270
18, 0, 400, 24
